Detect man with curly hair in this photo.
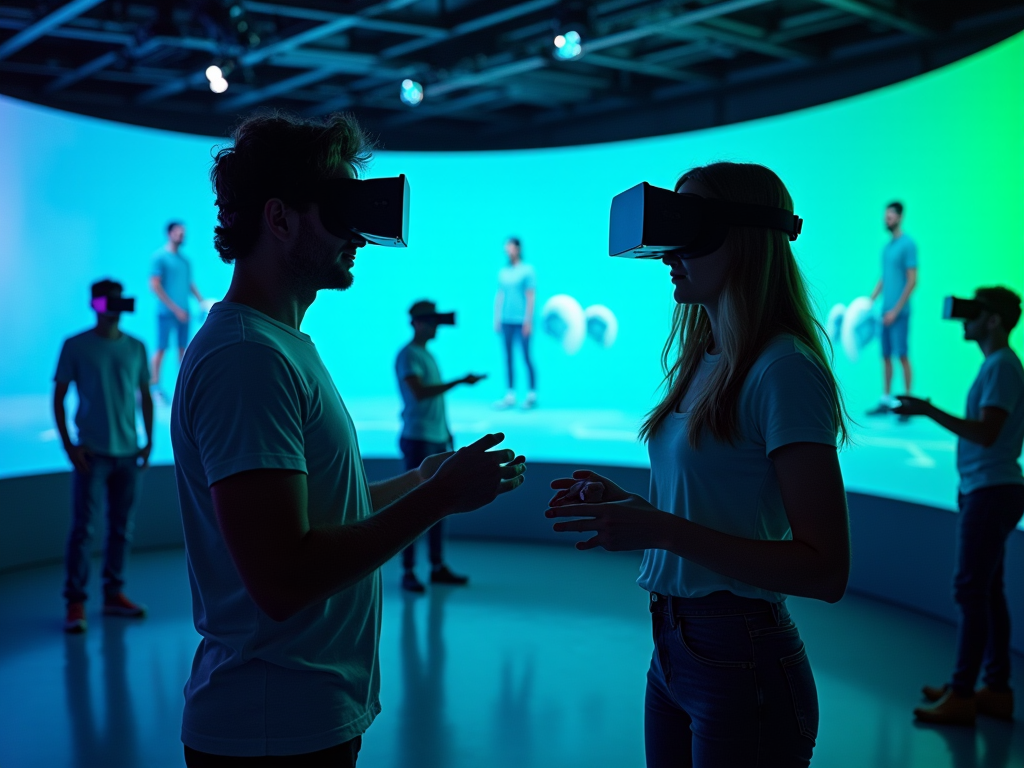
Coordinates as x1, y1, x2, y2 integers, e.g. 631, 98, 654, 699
171, 112, 525, 766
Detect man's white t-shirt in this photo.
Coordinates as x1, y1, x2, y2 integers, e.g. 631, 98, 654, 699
171, 302, 380, 757
395, 342, 450, 444
638, 335, 839, 603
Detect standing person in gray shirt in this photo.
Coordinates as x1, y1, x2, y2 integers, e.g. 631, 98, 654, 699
896, 287, 1024, 725
396, 301, 486, 592
150, 221, 206, 400
54, 279, 153, 633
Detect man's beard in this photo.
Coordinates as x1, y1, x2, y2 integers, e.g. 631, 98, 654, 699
285, 225, 354, 291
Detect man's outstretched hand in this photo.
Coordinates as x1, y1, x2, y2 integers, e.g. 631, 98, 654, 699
424, 433, 526, 515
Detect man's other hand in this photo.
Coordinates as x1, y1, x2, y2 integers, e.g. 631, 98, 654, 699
174, 307, 189, 323
463, 373, 487, 386
424, 433, 526, 514
882, 309, 899, 327
137, 443, 152, 470
893, 395, 932, 417
418, 451, 454, 484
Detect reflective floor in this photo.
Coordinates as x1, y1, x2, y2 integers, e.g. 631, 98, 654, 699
0, 541, 1021, 768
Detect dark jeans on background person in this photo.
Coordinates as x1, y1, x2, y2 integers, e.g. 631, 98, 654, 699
501, 322, 536, 390
645, 591, 817, 768
64, 455, 138, 604
400, 437, 449, 570
950, 483, 1024, 697
184, 736, 361, 767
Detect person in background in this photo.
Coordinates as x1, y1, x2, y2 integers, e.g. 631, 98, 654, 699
173, 111, 525, 766
150, 222, 205, 400
494, 236, 537, 409
548, 163, 851, 768
54, 279, 153, 634
396, 300, 486, 593
867, 201, 918, 416
896, 287, 1024, 726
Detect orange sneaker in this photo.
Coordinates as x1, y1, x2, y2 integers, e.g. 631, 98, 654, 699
976, 687, 1014, 721
914, 690, 976, 726
64, 602, 87, 633
102, 593, 147, 618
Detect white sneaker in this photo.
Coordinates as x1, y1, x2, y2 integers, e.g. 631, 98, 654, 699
522, 391, 538, 410
494, 391, 516, 410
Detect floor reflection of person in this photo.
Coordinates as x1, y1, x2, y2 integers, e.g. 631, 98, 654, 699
896, 287, 1024, 726
494, 237, 537, 410
150, 222, 205, 400
172, 112, 525, 767
867, 201, 918, 416
54, 279, 152, 634
548, 163, 851, 768
396, 301, 485, 593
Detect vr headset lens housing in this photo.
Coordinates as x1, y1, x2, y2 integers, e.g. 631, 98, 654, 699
90, 296, 135, 313
608, 183, 803, 259
943, 296, 985, 321
317, 174, 410, 248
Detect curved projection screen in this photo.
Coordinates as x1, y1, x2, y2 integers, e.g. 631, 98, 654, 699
1, 33, 1021, 514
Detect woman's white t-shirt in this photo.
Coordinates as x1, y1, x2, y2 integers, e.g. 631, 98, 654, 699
637, 335, 839, 603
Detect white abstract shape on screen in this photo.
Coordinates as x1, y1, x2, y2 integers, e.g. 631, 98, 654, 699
826, 303, 846, 342
541, 294, 587, 355
584, 304, 618, 348
840, 296, 878, 362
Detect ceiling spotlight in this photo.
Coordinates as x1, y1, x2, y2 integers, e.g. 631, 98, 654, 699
205, 65, 223, 82
551, 1, 589, 61
553, 30, 583, 60
209, 77, 229, 94
400, 79, 424, 107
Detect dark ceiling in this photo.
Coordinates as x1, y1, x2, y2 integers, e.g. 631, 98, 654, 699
0, 0, 1021, 149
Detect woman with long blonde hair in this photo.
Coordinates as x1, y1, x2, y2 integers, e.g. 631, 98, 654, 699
549, 163, 851, 767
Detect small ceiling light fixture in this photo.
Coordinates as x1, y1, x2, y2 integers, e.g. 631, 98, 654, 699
552, 1, 589, 61
400, 79, 424, 106
206, 62, 231, 93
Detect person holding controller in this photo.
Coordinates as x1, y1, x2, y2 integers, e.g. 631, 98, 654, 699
396, 300, 486, 592
171, 112, 525, 766
549, 163, 851, 768
895, 287, 1024, 725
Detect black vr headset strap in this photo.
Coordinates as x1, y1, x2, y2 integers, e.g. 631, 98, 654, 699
715, 200, 803, 241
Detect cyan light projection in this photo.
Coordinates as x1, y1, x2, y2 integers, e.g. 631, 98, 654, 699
1, 32, 1021, 514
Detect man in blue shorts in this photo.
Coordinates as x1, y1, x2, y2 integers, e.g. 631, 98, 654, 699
868, 201, 918, 415
150, 221, 205, 399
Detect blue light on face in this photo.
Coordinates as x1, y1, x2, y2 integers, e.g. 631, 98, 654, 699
400, 79, 424, 106
553, 30, 583, 60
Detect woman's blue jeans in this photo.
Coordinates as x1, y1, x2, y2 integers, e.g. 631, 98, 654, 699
645, 591, 818, 768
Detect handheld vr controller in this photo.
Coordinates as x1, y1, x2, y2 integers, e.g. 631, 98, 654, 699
608, 182, 803, 259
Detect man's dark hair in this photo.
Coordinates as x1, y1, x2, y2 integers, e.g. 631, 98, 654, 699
210, 111, 373, 263
167, 221, 184, 234
976, 286, 1022, 331
507, 236, 521, 247
91, 278, 123, 299
886, 201, 904, 216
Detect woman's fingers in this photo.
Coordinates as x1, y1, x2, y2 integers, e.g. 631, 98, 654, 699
550, 478, 576, 489
551, 518, 599, 533
576, 536, 601, 551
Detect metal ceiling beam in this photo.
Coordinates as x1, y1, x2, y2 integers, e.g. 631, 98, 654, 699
44, 36, 168, 93
422, 0, 771, 99
384, 89, 506, 127
0, 0, 106, 61
663, 25, 812, 61
245, 2, 447, 39
582, 53, 712, 82
218, 67, 341, 111
812, 0, 932, 37
380, 0, 559, 59
138, 0, 421, 105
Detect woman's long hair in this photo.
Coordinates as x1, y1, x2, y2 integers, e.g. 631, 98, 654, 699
639, 162, 850, 448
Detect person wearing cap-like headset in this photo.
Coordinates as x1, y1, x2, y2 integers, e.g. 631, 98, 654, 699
396, 300, 487, 592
